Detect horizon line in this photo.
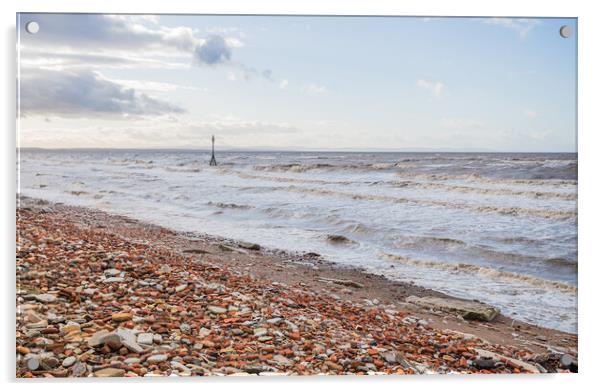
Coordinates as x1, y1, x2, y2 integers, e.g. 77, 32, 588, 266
17, 146, 577, 154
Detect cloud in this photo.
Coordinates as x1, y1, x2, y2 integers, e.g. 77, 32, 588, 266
19, 48, 189, 70
19, 69, 184, 117
484, 18, 541, 38
279, 79, 289, 89
417, 79, 445, 98
20, 14, 243, 69
20, 14, 198, 53
194, 35, 231, 65
19, 116, 301, 148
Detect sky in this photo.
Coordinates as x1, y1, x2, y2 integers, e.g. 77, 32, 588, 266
17, 14, 577, 152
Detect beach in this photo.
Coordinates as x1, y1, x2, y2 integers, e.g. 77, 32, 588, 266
19, 150, 578, 332
16, 197, 577, 377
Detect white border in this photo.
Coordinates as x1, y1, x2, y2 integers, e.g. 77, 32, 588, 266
2, 1, 600, 391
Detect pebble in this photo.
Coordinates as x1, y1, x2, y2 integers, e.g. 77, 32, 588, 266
26, 356, 40, 371
103, 277, 125, 283
104, 268, 121, 277
62, 356, 76, 368
137, 332, 154, 345
94, 367, 125, 377
147, 354, 169, 364
180, 323, 191, 334
207, 305, 227, 314
15, 205, 576, 378
175, 283, 188, 292
34, 293, 57, 303
71, 361, 87, 377
111, 312, 133, 322
101, 333, 123, 350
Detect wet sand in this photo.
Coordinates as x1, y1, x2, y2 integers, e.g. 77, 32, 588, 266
15, 197, 577, 377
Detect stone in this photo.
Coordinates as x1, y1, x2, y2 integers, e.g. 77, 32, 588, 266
560, 354, 578, 372
318, 277, 364, 289
137, 332, 154, 345
102, 333, 123, 350
111, 312, 133, 322
146, 354, 168, 364
239, 241, 260, 251
405, 296, 500, 322
34, 293, 57, 303
87, 330, 110, 347
116, 328, 144, 353
71, 361, 87, 377
272, 355, 293, 367
40, 355, 59, 370
254, 327, 268, 337
124, 357, 141, 365
26, 356, 40, 371
94, 367, 125, 377
180, 323, 191, 334
103, 277, 125, 283
175, 284, 188, 293
61, 324, 81, 334
104, 268, 121, 277
171, 361, 192, 375
474, 357, 496, 369
62, 356, 76, 368
207, 305, 227, 314
473, 348, 541, 373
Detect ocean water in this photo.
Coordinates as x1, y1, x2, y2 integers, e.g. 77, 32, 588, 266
17, 150, 578, 332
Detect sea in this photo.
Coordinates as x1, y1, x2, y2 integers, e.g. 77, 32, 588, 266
18, 150, 578, 333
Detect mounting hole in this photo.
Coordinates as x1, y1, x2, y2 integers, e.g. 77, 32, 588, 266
25, 21, 39, 34
559, 25, 571, 38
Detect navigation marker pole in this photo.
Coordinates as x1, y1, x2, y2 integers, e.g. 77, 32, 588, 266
209, 135, 217, 166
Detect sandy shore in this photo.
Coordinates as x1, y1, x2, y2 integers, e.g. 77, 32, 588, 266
16, 197, 577, 377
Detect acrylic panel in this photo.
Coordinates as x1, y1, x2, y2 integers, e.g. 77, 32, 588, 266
16, 13, 577, 378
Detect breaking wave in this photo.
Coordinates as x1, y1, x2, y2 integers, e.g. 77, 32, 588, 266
390, 180, 576, 200
276, 186, 576, 220
381, 252, 577, 294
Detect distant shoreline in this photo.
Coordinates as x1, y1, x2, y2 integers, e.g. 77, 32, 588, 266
17, 147, 577, 154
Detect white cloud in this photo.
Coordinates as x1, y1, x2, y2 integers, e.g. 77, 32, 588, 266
19, 69, 185, 118
104, 78, 206, 93
417, 79, 445, 98
19, 116, 300, 149
484, 18, 541, 39
278, 79, 289, 89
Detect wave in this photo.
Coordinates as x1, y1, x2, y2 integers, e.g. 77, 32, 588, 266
165, 166, 201, 173
390, 180, 577, 200
394, 172, 577, 187
276, 185, 576, 220
380, 252, 577, 294
394, 235, 576, 268
252, 161, 413, 173
395, 235, 468, 249
226, 170, 576, 202
207, 201, 253, 210
230, 170, 353, 185
343, 222, 377, 236
544, 257, 578, 268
